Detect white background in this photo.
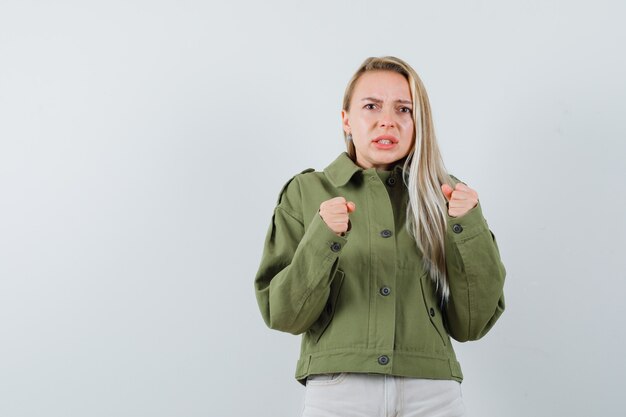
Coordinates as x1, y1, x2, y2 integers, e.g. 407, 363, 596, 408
1, 1, 625, 416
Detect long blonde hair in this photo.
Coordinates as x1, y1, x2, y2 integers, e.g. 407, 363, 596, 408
342, 56, 456, 304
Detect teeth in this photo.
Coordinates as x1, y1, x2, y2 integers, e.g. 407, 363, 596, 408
378, 139, 392, 144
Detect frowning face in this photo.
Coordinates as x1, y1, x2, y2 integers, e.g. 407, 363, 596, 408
341, 70, 415, 170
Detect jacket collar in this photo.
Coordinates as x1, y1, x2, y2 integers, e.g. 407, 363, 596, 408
324, 152, 406, 187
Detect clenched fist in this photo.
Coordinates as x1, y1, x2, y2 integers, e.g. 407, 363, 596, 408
319, 197, 356, 237
441, 182, 479, 218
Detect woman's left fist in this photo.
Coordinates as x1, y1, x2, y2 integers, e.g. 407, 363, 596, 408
441, 183, 479, 218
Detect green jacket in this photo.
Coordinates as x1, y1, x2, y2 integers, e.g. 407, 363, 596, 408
254, 152, 506, 386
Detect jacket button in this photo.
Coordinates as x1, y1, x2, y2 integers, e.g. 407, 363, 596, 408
386, 177, 397, 187
380, 229, 393, 238
452, 224, 463, 234
378, 355, 389, 365
429, 307, 435, 317
379, 286, 391, 296
330, 242, 342, 252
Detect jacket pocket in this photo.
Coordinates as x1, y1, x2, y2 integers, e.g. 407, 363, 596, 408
307, 268, 345, 343
419, 275, 447, 347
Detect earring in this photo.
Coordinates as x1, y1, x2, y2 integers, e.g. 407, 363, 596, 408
347, 133, 353, 141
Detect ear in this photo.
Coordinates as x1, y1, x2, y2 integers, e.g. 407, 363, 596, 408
341, 109, 351, 134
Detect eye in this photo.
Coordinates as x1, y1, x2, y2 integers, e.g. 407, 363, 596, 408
364, 103, 377, 110
400, 106, 412, 113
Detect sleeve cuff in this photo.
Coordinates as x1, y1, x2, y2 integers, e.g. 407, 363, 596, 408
300, 211, 349, 260
446, 200, 489, 241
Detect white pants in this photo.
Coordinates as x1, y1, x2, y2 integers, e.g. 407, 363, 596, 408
300, 372, 466, 417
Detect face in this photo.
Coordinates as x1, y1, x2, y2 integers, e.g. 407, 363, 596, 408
341, 70, 415, 170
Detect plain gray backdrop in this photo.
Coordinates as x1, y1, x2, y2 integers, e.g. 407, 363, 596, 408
1, 1, 625, 416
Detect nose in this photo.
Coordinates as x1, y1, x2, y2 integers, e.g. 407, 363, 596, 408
379, 107, 396, 128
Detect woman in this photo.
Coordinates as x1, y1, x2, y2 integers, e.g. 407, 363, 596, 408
254, 56, 506, 417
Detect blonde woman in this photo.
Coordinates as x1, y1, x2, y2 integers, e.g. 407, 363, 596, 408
254, 56, 506, 417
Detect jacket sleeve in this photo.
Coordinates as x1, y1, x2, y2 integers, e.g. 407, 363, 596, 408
442, 198, 507, 342
254, 175, 349, 335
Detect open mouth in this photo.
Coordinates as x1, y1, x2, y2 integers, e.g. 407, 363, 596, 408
372, 135, 399, 149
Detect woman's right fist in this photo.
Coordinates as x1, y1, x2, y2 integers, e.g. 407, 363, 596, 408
319, 197, 356, 237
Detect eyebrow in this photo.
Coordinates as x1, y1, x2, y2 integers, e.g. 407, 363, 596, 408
360, 97, 413, 105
